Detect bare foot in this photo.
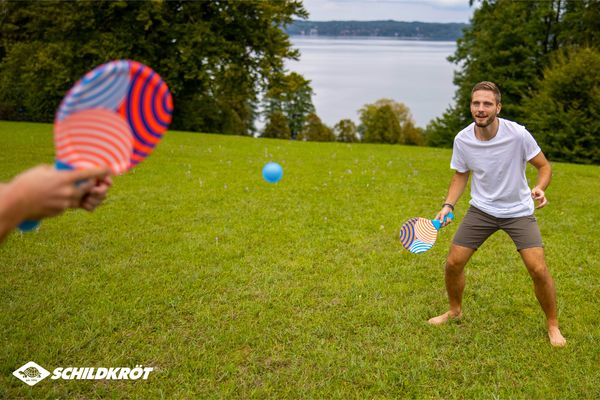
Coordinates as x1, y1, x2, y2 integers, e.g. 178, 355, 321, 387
428, 311, 462, 325
548, 326, 566, 347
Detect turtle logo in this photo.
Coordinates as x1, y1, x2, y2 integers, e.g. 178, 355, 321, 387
20, 367, 41, 379
13, 361, 51, 386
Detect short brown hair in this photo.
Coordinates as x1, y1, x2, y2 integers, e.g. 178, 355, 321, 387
471, 81, 501, 104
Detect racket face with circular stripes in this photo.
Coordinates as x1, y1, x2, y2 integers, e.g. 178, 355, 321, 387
18, 60, 173, 232
55, 108, 133, 174
55, 60, 173, 171
399, 213, 454, 254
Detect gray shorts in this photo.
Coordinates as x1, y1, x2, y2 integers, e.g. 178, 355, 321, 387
453, 206, 544, 250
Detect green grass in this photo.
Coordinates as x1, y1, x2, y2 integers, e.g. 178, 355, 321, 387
1, 121, 599, 399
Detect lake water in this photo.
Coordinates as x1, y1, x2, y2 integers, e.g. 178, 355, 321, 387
286, 37, 457, 128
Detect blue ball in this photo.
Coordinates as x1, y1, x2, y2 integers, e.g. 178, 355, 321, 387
262, 162, 283, 183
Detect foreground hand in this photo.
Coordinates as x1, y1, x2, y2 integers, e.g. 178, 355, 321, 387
7, 165, 110, 221
531, 187, 548, 209
80, 176, 113, 211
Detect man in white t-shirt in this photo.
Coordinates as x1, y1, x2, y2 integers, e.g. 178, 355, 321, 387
428, 81, 566, 347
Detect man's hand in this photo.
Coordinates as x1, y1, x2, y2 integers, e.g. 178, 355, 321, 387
531, 186, 548, 209
435, 205, 455, 227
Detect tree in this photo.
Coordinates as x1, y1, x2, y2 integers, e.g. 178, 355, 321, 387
0, 1, 308, 134
298, 113, 335, 142
426, 0, 563, 147
523, 48, 600, 164
362, 105, 401, 144
358, 98, 420, 144
405, 125, 425, 146
559, 0, 600, 50
262, 110, 291, 139
426, 0, 600, 157
263, 72, 315, 139
334, 119, 359, 143
425, 104, 464, 147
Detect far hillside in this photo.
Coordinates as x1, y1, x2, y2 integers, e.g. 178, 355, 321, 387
285, 20, 468, 41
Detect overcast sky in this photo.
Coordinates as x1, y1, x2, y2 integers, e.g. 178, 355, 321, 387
302, 0, 474, 23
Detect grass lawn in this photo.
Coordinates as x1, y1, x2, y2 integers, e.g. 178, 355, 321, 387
1, 121, 599, 399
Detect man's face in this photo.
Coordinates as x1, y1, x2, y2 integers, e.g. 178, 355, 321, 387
470, 90, 501, 128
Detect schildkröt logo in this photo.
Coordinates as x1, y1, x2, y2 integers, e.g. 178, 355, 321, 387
13, 362, 154, 386
13, 361, 51, 386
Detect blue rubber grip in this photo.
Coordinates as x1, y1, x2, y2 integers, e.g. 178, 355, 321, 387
432, 212, 455, 230
17, 220, 40, 232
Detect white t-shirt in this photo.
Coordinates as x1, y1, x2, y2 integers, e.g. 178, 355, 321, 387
451, 118, 541, 218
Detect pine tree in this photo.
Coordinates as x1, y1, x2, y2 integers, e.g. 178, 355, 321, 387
263, 72, 315, 139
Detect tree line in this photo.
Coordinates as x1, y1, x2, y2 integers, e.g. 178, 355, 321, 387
0, 0, 307, 136
285, 20, 468, 41
425, 0, 600, 164
0, 0, 423, 146
262, 80, 424, 145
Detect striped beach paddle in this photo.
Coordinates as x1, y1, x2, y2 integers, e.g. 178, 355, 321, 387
399, 213, 454, 254
19, 60, 173, 231
56, 60, 173, 168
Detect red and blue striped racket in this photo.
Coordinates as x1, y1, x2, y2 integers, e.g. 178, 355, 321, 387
399, 213, 454, 254
57, 60, 173, 168
118, 61, 173, 166
19, 60, 173, 231
54, 108, 133, 174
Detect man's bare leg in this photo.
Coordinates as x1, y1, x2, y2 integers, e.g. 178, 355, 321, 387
519, 247, 566, 347
428, 244, 476, 325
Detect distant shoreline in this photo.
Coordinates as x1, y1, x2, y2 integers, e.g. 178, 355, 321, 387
289, 35, 458, 42
285, 20, 468, 41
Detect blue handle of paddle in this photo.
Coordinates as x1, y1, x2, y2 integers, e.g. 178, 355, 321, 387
432, 212, 454, 230
18, 160, 74, 232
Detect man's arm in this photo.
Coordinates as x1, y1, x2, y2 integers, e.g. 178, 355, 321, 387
528, 151, 552, 209
435, 170, 470, 225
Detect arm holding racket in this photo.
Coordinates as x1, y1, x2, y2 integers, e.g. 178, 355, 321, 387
435, 170, 470, 226
1, 165, 109, 242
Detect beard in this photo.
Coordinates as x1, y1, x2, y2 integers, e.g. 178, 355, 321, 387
473, 113, 496, 128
